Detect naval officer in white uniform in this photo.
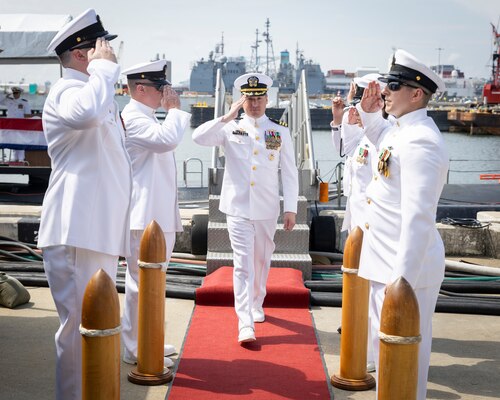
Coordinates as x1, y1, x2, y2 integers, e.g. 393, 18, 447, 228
193, 73, 299, 343
336, 74, 385, 234
120, 60, 191, 367
38, 9, 132, 400
356, 49, 449, 400
332, 74, 386, 373
0, 86, 33, 161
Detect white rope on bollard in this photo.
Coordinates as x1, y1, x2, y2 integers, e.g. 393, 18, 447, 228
138, 260, 168, 272
79, 324, 122, 337
379, 331, 422, 345
341, 266, 359, 274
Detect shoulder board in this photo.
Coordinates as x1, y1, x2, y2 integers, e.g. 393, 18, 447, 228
268, 117, 288, 127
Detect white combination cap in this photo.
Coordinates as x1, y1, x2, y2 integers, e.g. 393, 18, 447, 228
122, 60, 170, 85
47, 8, 117, 55
380, 49, 445, 93
234, 72, 273, 96
354, 73, 386, 89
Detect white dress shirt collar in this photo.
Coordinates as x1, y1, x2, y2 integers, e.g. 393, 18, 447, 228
128, 98, 157, 117
395, 107, 427, 128
63, 67, 90, 82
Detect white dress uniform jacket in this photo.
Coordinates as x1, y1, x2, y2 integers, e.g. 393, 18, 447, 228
0, 95, 31, 118
122, 99, 191, 232
38, 59, 132, 256
341, 121, 376, 233
356, 107, 449, 289
193, 114, 298, 218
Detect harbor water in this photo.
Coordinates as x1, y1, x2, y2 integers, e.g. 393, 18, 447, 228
176, 127, 500, 188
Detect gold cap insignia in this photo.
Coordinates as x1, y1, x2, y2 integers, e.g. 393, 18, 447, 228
416, 75, 421, 81
76, 37, 82, 43
248, 76, 259, 88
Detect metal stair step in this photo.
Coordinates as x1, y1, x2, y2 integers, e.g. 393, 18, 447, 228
206, 251, 312, 280
207, 221, 310, 253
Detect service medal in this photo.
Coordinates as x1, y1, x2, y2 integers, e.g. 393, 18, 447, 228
356, 146, 369, 164
377, 147, 392, 177
265, 130, 281, 150
269, 152, 275, 161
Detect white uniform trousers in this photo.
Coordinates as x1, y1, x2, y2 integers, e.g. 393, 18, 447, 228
226, 215, 277, 331
369, 281, 440, 400
121, 230, 176, 360
43, 245, 118, 400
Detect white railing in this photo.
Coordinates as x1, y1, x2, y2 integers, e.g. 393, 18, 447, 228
210, 69, 227, 190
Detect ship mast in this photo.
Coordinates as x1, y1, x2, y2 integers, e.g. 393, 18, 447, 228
262, 18, 277, 78
250, 29, 261, 72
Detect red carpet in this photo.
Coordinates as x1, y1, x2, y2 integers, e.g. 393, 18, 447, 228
168, 267, 332, 400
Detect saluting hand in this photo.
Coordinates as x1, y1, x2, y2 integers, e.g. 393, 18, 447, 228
359, 81, 384, 113
331, 96, 344, 125
161, 86, 180, 111
347, 107, 363, 127
221, 95, 247, 123
88, 38, 117, 64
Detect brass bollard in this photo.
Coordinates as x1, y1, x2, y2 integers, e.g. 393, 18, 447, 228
331, 226, 376, 390
81, 269, 121, 400
128, 220, 173, 385
378, 276, 420, 399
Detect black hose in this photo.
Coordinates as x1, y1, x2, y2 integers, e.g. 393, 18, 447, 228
5, 264, 500, 316
310, 291, 500, 316
305, 279, 500, 295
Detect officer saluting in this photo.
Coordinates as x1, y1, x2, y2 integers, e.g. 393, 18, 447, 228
193, 73, 299, 343
356, 49, 449, 400
120, 59, 191, 367
38, 9, 132, 400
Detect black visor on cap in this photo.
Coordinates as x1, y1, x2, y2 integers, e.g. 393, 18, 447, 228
55, 15, 117, 55
127, 67, 170, 85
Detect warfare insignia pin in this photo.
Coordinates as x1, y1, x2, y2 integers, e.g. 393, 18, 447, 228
232, 129, 248, 136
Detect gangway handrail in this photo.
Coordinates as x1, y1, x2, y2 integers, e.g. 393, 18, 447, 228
210, 68, 227, 189
183, 157, 203, 188
287, 70, 318, 185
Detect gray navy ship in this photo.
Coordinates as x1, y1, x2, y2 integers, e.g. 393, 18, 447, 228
189, 20, 326, 95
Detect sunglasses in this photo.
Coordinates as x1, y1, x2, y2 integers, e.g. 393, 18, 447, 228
386, 80, 429, 95
134, 82, 167, 92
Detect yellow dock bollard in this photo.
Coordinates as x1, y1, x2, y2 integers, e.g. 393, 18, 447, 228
378, 276, 420, 400
331, 226, 375, 390
128, 220, 173, 385
81, 269, 121, 400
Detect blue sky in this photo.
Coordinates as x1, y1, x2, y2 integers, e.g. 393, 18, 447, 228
1, 0, 499, 85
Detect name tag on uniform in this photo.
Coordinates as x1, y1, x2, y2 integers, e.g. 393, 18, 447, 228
232, 129, 248, 136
